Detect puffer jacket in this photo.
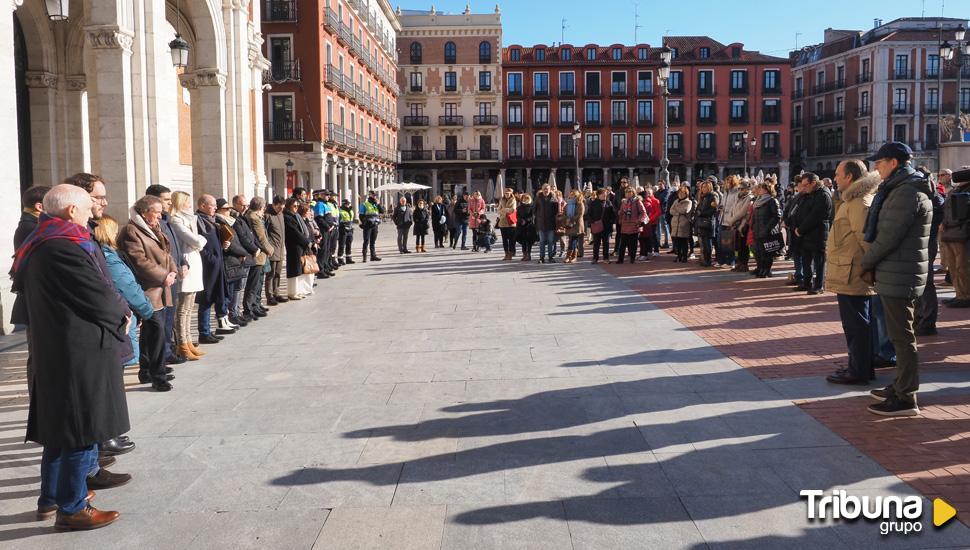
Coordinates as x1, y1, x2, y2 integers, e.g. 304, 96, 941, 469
534, 193, 560, 232
564, 198, 586, 236
723, 189, 753, 230
618, 197, 646, 235
751, 195, 781, 242
720, 187, 742, 227
941, 180, 970, 242
467, 196, 486, 229
824, 172, 881, 296
796, 185, 834, 252
669, 197, 694, 238
860, 165, 933, 299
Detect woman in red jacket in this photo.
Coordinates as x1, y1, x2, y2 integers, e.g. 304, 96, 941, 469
616, 187, 646, 264
638, 188, 662, 260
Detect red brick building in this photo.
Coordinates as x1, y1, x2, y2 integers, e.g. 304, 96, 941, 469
790, 17, 970, 176
261, 0, 400, 207
501, 37, 791, 189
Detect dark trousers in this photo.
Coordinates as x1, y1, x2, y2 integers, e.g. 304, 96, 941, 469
673, 236, 689, 261
652, 223, 662, 253
163, 303, 175, 361
914, 237, 938, 331
837, 294, 875, 379
38, 445, 97, 515
790, 238, 804, 280
226, 278, 243, 317
638, 231, 654, 258
881, 295, 919, 403
872, 295, 897, 362
500, 227, 516, 254
618, 233, 638, 262
448, 226, 458, 247
735, 231, 750, 268
317, 231, 331, 272
362, 225, 378, 257
433, 225, 446, 247
457, 223, 468, 248
328, 229, 338, 266
415, 234, 426, 247
699, 234, 714, 265
139, 309, 167, 382
265, 260, 282, 298
592, 231, 610, 261
754, 248, 774, 275
338, 227, 354, 258
244, 265, 265, 313
397, 225, 411, 252
801, 248, 826, 291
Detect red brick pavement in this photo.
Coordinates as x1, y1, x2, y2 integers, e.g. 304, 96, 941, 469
800, 395, 970, 527
601, 253, 970, 380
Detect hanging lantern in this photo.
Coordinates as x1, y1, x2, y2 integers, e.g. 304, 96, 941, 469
169, 34, 190, 69
45, 0, 69, 21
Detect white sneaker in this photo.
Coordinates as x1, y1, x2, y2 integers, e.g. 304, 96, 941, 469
652, 252, 660, 257
219, 316, 238, 330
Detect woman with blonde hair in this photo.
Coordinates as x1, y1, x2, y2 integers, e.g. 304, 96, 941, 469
168, 191, 209, 359
563, 189, 586, 263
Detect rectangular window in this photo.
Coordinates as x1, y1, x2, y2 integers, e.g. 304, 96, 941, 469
637, 100, 653, 123
667, 99, 682, 122
585, 100, 601, 123
508, 135, 523, 158
509, 48, 521, 61
795, 76, 803, 94
698, 70, 713, 94
816, 70, 825, 88
585, 133, 601, 157
611, 72, 627, 94
637, 47, 648, 60
668, 71, 682, 93
561, 48, 572, 61
860, 91, 870, 114
409, 72, 422, 91
535, 48, 546, 61
612, 47, 622, 60
508, 73, 523, 95
894, 54, 909, 78
561, 134, 575, 158
698, 100, 714, 121
559, 72, 575, 94
534, 134, 549, 158
697, 132, 714, 153
763, 70, 780, 91
637, 134, 652, 156
479, 71, 491, 91
762, 99, 780, 123
762, 132, 779, 153
927, 54, 940, 78
836, 65, 845, 85
586, 47, 597, 60
699, 47, 710, 59
861, 58, 870, 79
478, 103, 491, 116
962, 88, 970, 111
894, 88, 908, 112
443, 103, 458, 116
444, 72, 457, 92
585, 72, 601, 95
609, 101, 625, 124
730, 70, 747, 92
534, 102, 549, 124
926, 88, 939, 111
860, 126, 869, 147
667, 133, 682, 153
560, 101, 575, 123
409, 103, 423, 116
730, 100, 747, 121
508, 103, 523, 124
612, 134, 626, 157
893, 124, 907, 142
835, 96, 844, 117
534, 72, 549, 95
637, 71, 653, 94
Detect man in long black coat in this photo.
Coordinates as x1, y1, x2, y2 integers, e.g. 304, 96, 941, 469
12, 184, 127, 531
795, 173, 835, 294
195, 194, 229, 343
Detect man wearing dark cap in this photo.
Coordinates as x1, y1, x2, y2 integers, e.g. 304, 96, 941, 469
860, 142, 933, 417
358, 189, 384, 261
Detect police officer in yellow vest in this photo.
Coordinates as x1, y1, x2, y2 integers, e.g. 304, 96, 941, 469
338, 198, 356, 265
359, 189, 384, 262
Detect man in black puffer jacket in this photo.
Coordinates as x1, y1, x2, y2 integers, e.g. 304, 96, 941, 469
794, 173, 834, 294
860, 142, 933, 417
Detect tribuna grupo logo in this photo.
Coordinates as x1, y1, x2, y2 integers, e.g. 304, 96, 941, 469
800, 490, 957, 535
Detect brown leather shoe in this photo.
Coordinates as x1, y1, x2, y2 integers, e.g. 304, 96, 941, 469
86, 468, 131, 490
36, 490, 95, 521
54, 504, 119, 531
98, 455, 116, 469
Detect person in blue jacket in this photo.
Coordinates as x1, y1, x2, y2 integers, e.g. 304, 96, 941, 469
92, 214, 155, 367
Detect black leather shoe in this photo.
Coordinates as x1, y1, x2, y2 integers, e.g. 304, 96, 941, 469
137, 371, 151, 384
86, 468, 132, 490
151, 381, 173, 392
100, 438, 135, 456
228, 316, 248, 327
825, 372, 869, 385
98, 455, 116, 469
371, 256, 382, 261
253, 310, 268, 318
199, 334, 221, 344
915, 326, 938, 336
164, 366, 174, 374
274, 295, 289, 303
165, 355, 186, 366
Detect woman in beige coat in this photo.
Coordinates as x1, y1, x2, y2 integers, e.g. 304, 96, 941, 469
496, 188, 518, 260
823, 161, 881, 385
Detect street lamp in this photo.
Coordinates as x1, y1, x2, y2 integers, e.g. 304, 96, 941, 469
44, 0, 69, 21
572, 123, 582, 188
948, 24, 969, 142
656, 46, 673, 185
169, 0, 190, 68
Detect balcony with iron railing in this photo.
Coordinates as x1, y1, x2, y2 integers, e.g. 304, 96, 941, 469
584, 88, 602, 98
611, 148, 628, 159
729, 86, 749, 96
584, 118, 602, 127
558, 88, 575, 98
846, 143, 870, 154
636, 150, 654, 160
558, 119, 577, 127
325, 123, 345, 145
265, 59, 301, 83
697, 86, 715, 97
892, 103, 913, 115
696, 149, 716, 160
402, 116, 429, 127
810, 79, 845, 95
324, 8, 340, 33
791, 88, 805, 100
560, 148, 575, 159
667, 148, 683, 159
697, 114, 717, 125
611, 87, 628, 97
508, 88, 523, 97
856, 107, 871, 118
611, 117, 628, 127
635, 116, 654, 127
469, 149, 500, 160
923, 102, 957, 115
762, 148, 780, 158
435, 149, 468, 161
400, 150, 432, 161
763, 85, 782, 95
584, 151, 602, 160
856, 72, 872, 85
791, 117, 803, 128
325, 65, 342, 89
667, 113, 684, 124
533, 89, 550, 98
812, 111, 845, 124
534, 151, 551, 160
815, 144, 844, 156
533, 119, 551, 127
473, 115, 499, 126
637, 87, 655, 97
439, 115, 464, 127
265, 119, 303, 142
339, 23, 353, 45
729, 114, 749, 124
263, 0, 297, 22
891, 69, 913, 80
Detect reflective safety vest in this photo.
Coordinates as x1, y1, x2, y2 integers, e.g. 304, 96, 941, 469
339, 208, 354, 222
361, 201, 379, 216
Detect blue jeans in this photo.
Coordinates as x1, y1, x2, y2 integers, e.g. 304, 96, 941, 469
872, 295, 897, 363
38, 445, 98, 514
457, 223, 469, 248
538, 230, 556, 259
199, 304, 213, 336
126, 318, 140, 366
837, 294, 875, 379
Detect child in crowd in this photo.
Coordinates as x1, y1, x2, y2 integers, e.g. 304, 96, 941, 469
474, 214, 494, 253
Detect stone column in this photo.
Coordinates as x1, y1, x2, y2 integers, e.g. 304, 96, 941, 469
342, 161, 352, 204
23, 71, 58, 185
525, 168, 532, 193
431, 168, 439, 197
627, 166, 635, 184
353, 166, 362, 212
778, 161, 791, 191
465, 168, 472, 195
86, 25, 138, 217
549, 168, 557, 191
181, 69, 229, 200
330, 154, 340, 194
0, 1, 23, 333
498, 168, 506, 192
65, 75, 91, 174
686, 165, 694, 186
602, 167, 610, 187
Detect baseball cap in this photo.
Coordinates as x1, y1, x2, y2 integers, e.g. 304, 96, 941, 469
865, 141, 913, 163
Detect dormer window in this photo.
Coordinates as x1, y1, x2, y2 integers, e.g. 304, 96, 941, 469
510, 48, 521, 61
699, 47, 710, 59
535, 48, 545, 61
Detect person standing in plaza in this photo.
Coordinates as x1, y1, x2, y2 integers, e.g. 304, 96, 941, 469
940, 168, 970, 308
750, 181, 782, 278
215, 199, 253, 324
669, 186, 694, 263
452, 191, 470, 250
562, 189, 586, 263
912, 176, 946, 335
392, 197, 413, 254
784, 178, 807, 286
119, 195, 178, 392
413, 198, 430, 253
194, 195, 230, 343
243, 197, 274, 319
337, 198, 356, 263
431, 195, 448, 249
794, 172, 834, 294
284, 197, 313, 299
586, 188, 616, 264
167, 191, 208, 359
515, 193, 537, 262
358, 190, 384, 261
264, 196, 287, 304
616, 187, 646, 264
822, 160, 881, 385
14, 185, 50, 249
496, 187, 518, 261
861, 143, 933, 417
144, 185, 186, 367
534, 184, 559, 263
655, 180, 672, 249
612, 177, 630, 256
695, 181, 719, 267
13, 184, 129, 531
725, 180, 753, 272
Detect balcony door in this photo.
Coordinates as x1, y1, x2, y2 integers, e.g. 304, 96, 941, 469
479, 135, 492, 158
269, 36, 292, 80
270, 95, 293, 140
445, 135, 458, 159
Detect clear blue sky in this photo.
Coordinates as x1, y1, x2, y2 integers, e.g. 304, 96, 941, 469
402, 0, 965, 55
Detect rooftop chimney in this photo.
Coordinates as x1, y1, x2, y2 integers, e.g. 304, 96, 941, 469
874, 18, 883, 28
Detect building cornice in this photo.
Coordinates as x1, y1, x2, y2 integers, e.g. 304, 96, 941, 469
179, 68, 227, 89
85, 25, 135, 52
24, 71, 57, 89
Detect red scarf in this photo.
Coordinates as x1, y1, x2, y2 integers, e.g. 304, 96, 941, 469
11, 214, 99, 278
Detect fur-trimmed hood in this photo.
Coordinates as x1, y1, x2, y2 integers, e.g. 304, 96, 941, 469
840, 171, 882, 202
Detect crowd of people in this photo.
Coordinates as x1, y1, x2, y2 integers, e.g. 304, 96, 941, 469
11, 176, 374, 531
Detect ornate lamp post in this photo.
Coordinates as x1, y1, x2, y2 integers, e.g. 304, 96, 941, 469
656, 46, 673, 184
44, 0, 69, 21
169, 0, 190, 68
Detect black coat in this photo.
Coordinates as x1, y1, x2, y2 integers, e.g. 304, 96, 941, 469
217, 216, 252, 282
413, 206, 430, 235
195, 213, 226, 307
13, 212, 38, 250
796, 186, 835, 251
284, 210, 312, 279
230, 211, 260, 264
585, 199, 617, 232
431, 203, 449, 231
393, 205, 413, 228
696, 192, 719, 237
534, 193, 560, 231
453, 197, 470, 223
515, 202, 538, 244
16, 239, 131, 448
752, 197, 781, 241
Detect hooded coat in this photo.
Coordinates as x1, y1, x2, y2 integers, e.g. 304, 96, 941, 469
824, 172, 881, 296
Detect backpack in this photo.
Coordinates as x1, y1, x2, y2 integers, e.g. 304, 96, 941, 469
945, 191, 970, 226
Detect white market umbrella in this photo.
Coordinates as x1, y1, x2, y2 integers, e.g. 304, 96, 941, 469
495, 173, 505, 197
548, 170, 558, 193
485, 178, 495, 202
526, 175, 534, 196
564, 175, 572, 195
633, 175, 640, 189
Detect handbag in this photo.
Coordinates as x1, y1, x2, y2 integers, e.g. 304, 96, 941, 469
718, 229, 736, 252
591, 220, 605, 234
301, 254, 320, 275
696, 216, 713, 232
506, 211, 518, 225
760, 231, 784, 255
